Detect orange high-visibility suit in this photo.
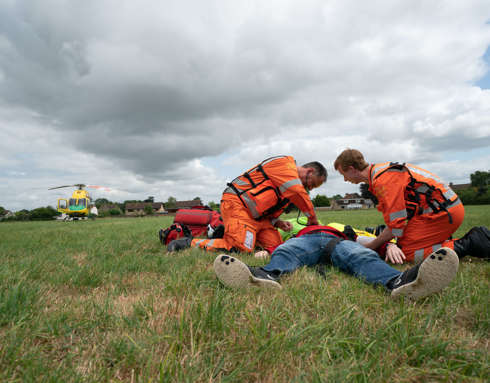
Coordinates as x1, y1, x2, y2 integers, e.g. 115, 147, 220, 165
191, 156, 316, 253
369, 162, 464, 263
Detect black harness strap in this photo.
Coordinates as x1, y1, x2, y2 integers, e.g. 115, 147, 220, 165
226, 157, 290, 219
374, 162, 455, 224
226, 181, 247, 207
257, 164, 269, 180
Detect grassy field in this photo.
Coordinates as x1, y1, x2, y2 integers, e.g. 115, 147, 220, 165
0, 206, 488, 382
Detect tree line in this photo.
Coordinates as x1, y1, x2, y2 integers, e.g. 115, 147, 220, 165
456, 170, 490, 204
0, 206, 59, 221
93, 196, 203, 216
1, 171, 488, 221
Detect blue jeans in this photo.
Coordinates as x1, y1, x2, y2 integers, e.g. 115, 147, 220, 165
262, 233, 401, 288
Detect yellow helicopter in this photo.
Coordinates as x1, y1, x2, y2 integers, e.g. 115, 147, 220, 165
48, 184, 110, 219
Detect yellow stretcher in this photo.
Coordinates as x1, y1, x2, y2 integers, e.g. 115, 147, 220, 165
278, 217, 396, 244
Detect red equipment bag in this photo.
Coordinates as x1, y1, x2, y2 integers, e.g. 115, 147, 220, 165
159, 223, 192, 245
174, 207, 223, 237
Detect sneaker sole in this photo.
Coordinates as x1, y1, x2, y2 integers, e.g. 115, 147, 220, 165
213, 254, 282, 289
391, 247, 459, 300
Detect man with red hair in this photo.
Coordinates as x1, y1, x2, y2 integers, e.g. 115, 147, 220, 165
334, 148, 489, 263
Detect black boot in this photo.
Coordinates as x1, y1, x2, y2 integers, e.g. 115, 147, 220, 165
167, 237, 192, 252
453, 226, 490, 259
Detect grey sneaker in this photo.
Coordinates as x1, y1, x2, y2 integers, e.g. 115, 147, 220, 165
390, 247, 459, 300
213, 254, 282, 289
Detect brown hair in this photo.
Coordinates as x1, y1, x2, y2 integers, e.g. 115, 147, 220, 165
334, 149, 369, 171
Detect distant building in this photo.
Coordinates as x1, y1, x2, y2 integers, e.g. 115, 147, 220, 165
449, 182, 472, 191
331, 193, 374, 210
125, 202, 167, 216
99, 203, 121, 213
0, 210, 13, 220
165, 200, 203, 213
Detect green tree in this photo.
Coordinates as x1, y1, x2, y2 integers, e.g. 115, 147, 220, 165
470, 170, 490, 195
332, 194, 343, 200
458, 187, 490, 205
312, 194, 330, 207
470, 170, 490, 187
144, 205, 153, 215
166, 196, 177, 208
0, 206, 5, 215
30, 206, 58, 220
117, 203, 125, 213
144, 196, 154, 203
208, 201, 220, 211
95, 198, 111, 208
15, 209, 30, 221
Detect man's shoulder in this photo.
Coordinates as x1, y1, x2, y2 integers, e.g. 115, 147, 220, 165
265, 156, 297, 171
266, 155, 295, 163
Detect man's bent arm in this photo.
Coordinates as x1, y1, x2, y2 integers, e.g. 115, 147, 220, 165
364, 227, 394, 251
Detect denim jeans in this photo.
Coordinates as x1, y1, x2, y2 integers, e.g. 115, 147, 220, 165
262, 233, 401, 288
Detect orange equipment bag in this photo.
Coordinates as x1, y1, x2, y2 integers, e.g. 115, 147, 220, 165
174, 207, 223, 237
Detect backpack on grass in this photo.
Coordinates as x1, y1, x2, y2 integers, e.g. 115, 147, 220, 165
173, 207, 223, 237
159, 223, 192, 245
158, 207, 225, 246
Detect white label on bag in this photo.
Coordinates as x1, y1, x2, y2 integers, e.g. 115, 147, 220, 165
244, 230, 254, 250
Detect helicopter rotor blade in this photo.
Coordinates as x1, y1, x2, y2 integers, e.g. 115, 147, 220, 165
86, 185, 111, 192
48, 185, 78, 190
48, 184, 110, 191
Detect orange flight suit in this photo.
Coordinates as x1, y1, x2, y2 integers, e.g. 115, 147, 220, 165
369, 162, 464, 263
191, 156, 316, 253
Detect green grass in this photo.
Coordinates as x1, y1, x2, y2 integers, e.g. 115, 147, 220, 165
0, 207, 488, 382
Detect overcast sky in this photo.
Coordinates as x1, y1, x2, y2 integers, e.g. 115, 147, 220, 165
1, 0, 489, 211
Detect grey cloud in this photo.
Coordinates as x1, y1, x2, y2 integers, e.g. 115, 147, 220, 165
1, 0, 490, 211
73, 127, 232, 178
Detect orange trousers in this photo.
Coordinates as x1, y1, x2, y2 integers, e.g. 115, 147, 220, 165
191, 196, 282, 253
397, 203, 464, 263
